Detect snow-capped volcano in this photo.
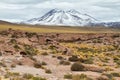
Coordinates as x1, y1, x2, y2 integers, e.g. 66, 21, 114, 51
24, 9, 98, 26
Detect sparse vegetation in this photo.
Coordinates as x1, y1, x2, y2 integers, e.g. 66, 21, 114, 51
25, 32, 37, 38
10, 39, 17, 44
0, 28, 120, 80
4, 72, 20, 79
0, 24, 120, 33
112, 34, 120, 38
72, 74, 92, 80
24, 44, 38, 56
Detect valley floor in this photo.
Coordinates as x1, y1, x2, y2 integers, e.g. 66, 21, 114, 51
0, 24, 120, 33
0, 28, 120, 80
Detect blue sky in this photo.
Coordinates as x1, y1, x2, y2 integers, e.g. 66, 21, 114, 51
0, 0, 120, 22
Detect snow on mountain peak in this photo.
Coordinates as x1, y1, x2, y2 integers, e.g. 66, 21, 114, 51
48, 9, 64, 13
67, 9, 81, 14
24, 9, 98, 26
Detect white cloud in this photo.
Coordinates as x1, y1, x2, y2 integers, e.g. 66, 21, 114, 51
0, 0, 48, 4
0, 3, 27, 9
34, 1, 75, 9
0, 0, 120, 22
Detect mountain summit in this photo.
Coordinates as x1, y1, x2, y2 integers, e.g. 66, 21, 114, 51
24, 9, 98, 26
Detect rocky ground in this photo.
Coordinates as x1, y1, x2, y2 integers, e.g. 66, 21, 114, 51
0, 28, 120, 80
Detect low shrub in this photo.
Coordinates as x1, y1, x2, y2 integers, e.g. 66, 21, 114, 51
96, 76, 108, 80
29, 56, 37, 62
83, 58, 94, 64
10, 77, 25, 80
11, 72, 20, 76
45, 69, 52, 74
10, 39, 17, 44
41, 52, 48, 56
115, 60, 120, 65
64, 74, 72, 79
34, 62, 42, 68
52, 55, 56, 58
32, 77, 47, 80
71, 62, 85, 71
68, 55, 79, 62
113, 56, 120, 61
23, 73, 33, 79
112, 34, 120, 38
18, 62, 23, 65
4, 74, 10, 78
111, 72, 120, 77
25, 32, 37, 38
102, 73, 114, 80
100, 57, 109, 63
4, 72, 20, 79
0, 62, 7, 67
105, 67, 113, 71
57, 56, 63, 60
14, 44, 21, 50
11, 64, 16, 68
0, 52, 2, 56
59, 60, 70, 65
24, 45, 38, 56
41, 61, 47, 65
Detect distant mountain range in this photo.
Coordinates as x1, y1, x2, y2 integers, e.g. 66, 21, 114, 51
90, 22, 120, 28
0, 9, 120, 27
104, 22, 120, 28
0, 20, 13, 25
